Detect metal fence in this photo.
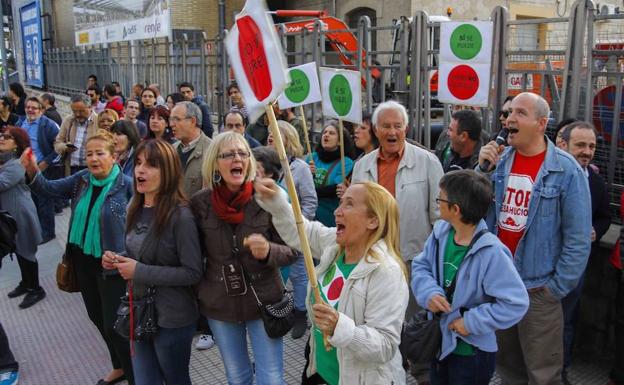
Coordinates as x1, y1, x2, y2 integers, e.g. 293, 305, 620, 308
44, 33, 223, 116
42, 0, 624, 218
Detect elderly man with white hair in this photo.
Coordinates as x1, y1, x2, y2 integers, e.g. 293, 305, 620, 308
352, 100, 443, 268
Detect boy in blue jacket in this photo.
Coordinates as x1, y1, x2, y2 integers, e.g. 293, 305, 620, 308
411, 169, 529, 385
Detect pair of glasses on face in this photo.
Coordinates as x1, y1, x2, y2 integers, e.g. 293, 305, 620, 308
217, 150, 250, 161
435, 197, 453, 205
0, 134, 13, 140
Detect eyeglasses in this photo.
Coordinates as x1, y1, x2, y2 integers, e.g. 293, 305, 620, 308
435, 197, 453, 205
0, 134, 13, 140
217, 150, 250, 161
169, 116, 191, 124
499, 110, 510, 118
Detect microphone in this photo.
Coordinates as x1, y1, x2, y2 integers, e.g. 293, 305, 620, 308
481, 128, 508, 171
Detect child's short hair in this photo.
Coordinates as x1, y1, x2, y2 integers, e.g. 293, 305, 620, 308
439, 169, 493, 225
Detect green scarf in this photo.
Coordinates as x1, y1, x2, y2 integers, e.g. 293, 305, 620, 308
69, 164, 121, 258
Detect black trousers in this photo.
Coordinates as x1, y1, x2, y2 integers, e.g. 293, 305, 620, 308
611, 270, 624, 384
70, 246, 134, 385
301, 336, 328, 385
0, 321, 17, 372
16, 255, 40, 290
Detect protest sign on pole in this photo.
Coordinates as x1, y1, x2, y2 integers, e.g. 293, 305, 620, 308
226, 2, 329, 345
319, 67, 362, 124
438, 21, 493, 107
224, 0, 289, 123
277, 62, 322, 109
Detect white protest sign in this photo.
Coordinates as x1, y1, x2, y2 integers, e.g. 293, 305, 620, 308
224, 0, 289, 123
277, 62, 322, 109
319, 67, 362, 124
438, 21, 493, 107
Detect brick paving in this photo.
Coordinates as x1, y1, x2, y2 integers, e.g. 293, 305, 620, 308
0, 209, 611, 384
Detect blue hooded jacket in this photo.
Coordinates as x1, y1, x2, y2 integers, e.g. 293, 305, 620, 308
411, 219, 529, 360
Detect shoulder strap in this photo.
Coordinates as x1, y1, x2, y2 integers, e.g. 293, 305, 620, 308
322, 159, 341, 186
444, 228, 489, 298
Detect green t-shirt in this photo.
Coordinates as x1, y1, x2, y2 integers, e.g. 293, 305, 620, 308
443, 228, 475, 356
313, 252, 358, 385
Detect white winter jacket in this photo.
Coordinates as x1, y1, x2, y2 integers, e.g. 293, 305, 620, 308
351, 142, 443, 260
255, 192, 409, 385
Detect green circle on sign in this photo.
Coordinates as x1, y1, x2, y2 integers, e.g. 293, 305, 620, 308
285, 69, 310, 103
329, 74, 352, 116
450, 24, 483, 60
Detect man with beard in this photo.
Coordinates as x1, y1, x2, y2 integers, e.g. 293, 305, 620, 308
558, 121, 611, 384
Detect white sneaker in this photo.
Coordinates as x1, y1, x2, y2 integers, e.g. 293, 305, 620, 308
195, 334, 215, 350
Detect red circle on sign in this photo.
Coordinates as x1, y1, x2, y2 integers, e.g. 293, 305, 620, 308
447, 65, 479, 100
237, 15, 272, 101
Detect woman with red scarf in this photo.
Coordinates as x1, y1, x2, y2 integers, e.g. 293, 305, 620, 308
190, 131, 296, 385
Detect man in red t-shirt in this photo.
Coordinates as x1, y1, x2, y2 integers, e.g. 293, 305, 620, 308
479, 92, 592, 385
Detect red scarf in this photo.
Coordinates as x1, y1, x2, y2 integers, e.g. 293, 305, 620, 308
211, 182, 254, 224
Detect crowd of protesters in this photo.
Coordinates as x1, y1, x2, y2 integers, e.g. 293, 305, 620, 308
0, 73, 621, 385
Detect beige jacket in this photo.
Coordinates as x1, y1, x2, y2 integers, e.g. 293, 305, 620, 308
172, 132, 212, 198
54, 112, 99, 176
352, 142, 443, 260
256, 191, 408, 385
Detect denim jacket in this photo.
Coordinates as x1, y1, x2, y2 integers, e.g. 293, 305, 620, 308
411, 220, 529, 359
483, 138, 592, 299
30, 168, 133, 274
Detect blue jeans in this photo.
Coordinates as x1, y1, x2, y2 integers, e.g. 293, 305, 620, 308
31, 168, 56, 239
430, 349, 496, 385
562, 273, 585, 368
131, 323, 195, 385
288, 254, 308, 311
208, 318, 285, 385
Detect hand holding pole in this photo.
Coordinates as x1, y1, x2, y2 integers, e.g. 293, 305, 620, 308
265, 104, 331, 351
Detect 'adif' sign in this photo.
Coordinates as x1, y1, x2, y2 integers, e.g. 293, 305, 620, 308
438, 21, 493, 107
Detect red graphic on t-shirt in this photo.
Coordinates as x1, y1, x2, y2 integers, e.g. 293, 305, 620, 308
327, 277, 344, 301
498, 151, 546, 255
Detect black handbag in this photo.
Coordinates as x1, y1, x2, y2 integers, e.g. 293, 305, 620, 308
114, 284, 158, 341
113, 224, 160, 342
400, 229, 488, 366
245, 268, 295, 338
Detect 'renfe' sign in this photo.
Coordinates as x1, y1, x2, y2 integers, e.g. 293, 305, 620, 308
438, 21, 493, 107
73, 1, 171, 46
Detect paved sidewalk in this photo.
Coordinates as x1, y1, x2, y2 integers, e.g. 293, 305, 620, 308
0, 209, 611, 384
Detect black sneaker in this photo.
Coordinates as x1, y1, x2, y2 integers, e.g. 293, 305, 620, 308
7, 283, 28, 299
19, 288, 46, 309
291, 310, 309, 339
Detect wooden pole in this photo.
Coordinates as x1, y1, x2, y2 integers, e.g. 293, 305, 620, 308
298, 105, 312, 156
338, 119, 346, 182
265, 104, 330, 350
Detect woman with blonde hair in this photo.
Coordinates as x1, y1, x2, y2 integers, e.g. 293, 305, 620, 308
255, 179, 408, 385
189, 131, 296, 385
267, 120, 318, 338
21, 129, 134, 385
98, 109, 119, 131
